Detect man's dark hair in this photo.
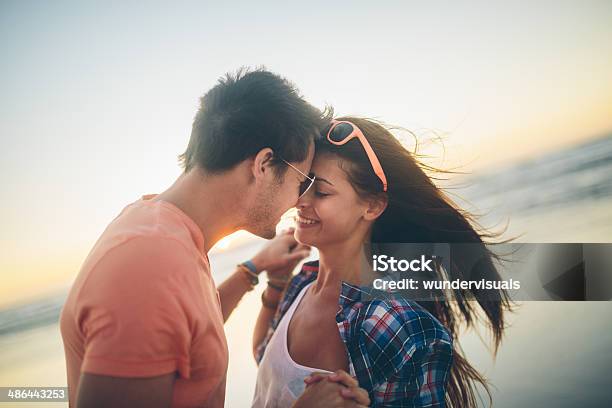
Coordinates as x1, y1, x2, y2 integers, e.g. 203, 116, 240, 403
179, 68, 329, 174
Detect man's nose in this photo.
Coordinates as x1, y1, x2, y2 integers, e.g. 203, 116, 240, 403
296, 191, 313, 209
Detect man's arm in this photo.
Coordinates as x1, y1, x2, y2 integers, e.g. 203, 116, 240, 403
68, 238, 194, 408
217, 229, 310, 322
76, 373, 176, 408
217, 265, 256, 322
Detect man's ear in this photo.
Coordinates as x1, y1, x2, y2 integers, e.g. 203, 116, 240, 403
252, 148, 275, 180
363, 195, 388, 221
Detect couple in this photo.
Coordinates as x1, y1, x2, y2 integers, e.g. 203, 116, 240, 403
60, 68, 509, 407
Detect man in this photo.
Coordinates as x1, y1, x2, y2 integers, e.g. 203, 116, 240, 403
60, 69, 369, 407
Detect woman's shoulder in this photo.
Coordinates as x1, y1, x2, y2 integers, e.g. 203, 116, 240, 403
254, 261, 319, 364
296, 260, 320, 277
287, 259, 318, 289
346, 295, 453, 393
357, 296, 453, 349
275, 261, 319, 318
284, 260, 318, 296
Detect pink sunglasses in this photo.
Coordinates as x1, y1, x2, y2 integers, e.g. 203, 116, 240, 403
326, 120, 388, 192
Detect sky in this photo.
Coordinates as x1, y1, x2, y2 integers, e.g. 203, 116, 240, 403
1, 0, 611, 306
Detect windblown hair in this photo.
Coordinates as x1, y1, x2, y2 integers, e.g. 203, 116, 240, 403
316, 116, 514, 408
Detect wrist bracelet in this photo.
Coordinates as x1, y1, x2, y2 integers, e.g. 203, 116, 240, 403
261, 290, 279, 309
267, 281, 285, 292
268, 276, 290, 285
241, 259, 259, 274
237, 264, 259, 288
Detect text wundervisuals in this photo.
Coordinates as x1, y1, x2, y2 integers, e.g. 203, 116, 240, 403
373, 278, 521, 291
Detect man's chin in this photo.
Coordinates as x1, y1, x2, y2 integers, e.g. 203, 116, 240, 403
260, 229, 277, 240
247, 225, 277, 240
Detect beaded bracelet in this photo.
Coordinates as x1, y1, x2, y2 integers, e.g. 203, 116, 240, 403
267, 281, 285, 292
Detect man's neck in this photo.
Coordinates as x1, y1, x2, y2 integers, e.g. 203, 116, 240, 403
155, 168, 247, 253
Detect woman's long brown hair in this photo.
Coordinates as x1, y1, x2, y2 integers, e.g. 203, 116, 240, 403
316, 116, 514, 407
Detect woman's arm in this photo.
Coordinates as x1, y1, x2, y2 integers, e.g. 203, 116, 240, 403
408, 340, 453, 408
252, 284, 284, 359
356, 307, 454, 407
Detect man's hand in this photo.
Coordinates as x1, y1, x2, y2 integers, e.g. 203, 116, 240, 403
250, 228, 310, 279
292, 370, 370, 408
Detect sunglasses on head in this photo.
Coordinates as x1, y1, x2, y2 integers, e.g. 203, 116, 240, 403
326, 120, 388, 192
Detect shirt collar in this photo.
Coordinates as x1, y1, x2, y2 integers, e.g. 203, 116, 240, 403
140, 194, 207, 256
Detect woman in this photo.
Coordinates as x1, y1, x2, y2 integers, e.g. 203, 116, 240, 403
251, 117, 512, 407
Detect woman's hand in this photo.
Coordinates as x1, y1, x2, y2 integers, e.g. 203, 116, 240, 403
293, 372, 370, 408
303, 370, 371, 407
250, 228, 311, 280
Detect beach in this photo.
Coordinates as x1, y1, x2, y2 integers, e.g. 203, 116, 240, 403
1, 135, 611, 407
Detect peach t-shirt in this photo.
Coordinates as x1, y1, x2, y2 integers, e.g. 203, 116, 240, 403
60, 195, 228, 407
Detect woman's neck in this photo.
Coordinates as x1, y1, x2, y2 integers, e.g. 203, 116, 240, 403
314, 240, 375, 296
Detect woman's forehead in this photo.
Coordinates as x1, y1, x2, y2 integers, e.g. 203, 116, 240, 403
312, 153, 349, 185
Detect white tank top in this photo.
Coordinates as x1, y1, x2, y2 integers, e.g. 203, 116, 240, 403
252, 282, 332, 408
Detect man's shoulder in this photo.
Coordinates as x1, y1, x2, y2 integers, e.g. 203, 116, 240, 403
79, 227, 204, 296
110, 198, 200, 249
93, 198, 204, 263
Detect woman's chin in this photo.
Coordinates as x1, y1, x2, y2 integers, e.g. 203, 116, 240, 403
295, 228, 317, 246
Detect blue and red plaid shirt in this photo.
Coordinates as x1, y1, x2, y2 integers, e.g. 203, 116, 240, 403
255, 261, 454, 407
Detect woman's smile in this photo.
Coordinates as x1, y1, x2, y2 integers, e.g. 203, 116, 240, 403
296, 213, 320, 228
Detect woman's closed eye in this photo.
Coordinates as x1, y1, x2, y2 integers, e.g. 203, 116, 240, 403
314, 190, 331, 197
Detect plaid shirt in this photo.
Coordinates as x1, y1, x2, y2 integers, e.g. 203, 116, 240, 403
255, 261, 453, 408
